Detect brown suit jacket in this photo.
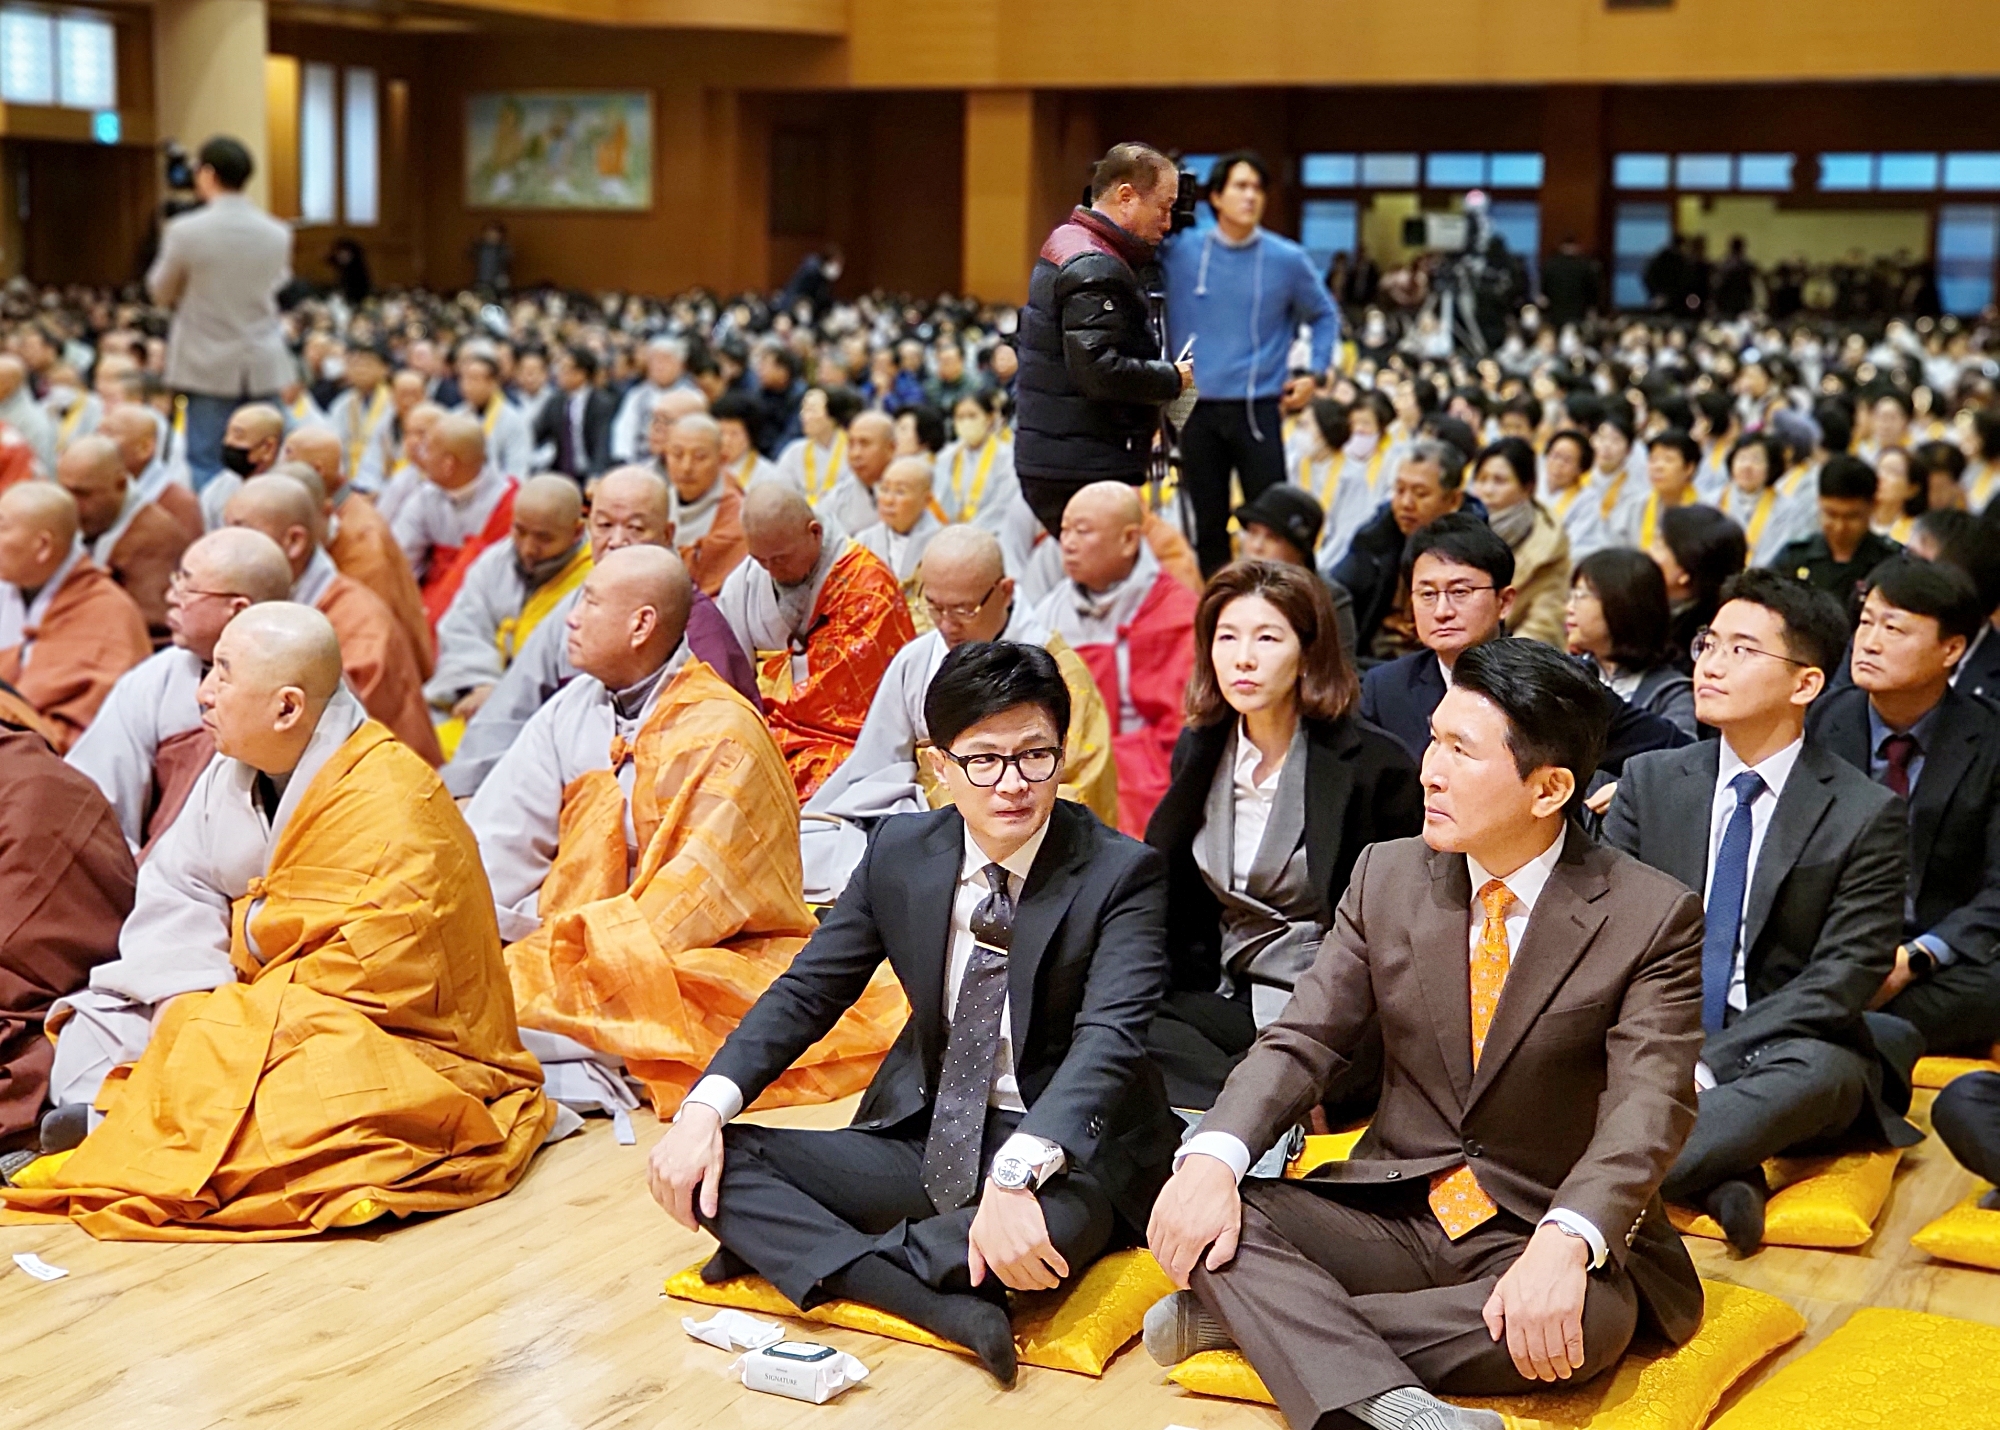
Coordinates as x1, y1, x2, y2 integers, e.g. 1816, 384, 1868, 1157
106, 500, 192, 645
1204, 829, 1708, 1343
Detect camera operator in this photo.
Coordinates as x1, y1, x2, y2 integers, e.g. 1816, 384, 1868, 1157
1160, 151, 1340, 576
1015, 142, 1192, 536
145, 135, 294, 491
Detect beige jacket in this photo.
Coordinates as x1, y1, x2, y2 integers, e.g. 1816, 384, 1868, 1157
1505, 503, 1572, 649
146, 194, 294, 396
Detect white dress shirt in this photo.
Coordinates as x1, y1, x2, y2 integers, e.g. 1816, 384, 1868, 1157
1705, 737, 1803, 1017
1178, 825, 1608, 1266
1230, 722, 1285, 893
683, 818, 1066, 1184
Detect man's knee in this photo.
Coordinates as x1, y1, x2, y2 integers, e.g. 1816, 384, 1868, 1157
1577, 1274, 1641, 1380
1932, 1073, 2000, 1168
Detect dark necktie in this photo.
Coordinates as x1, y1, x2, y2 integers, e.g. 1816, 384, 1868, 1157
1880, 733, 1917, 800
921, 863, 1015, 1212
1701, 771, 1764, 1033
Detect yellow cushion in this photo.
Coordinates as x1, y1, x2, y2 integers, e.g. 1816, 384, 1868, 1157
4, 1148, 73, 1189
1910, 1192, 2000, 1272
1171, 1280, 1805, 1430
664, 1246, 1175, 1376
1911, 1050, 2000, 1089
1667, 1147, 1901, 1249
1711, 1307, 2000, 1429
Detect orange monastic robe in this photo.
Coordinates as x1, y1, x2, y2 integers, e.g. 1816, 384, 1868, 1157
680, 481, 749, 597
318, 570, 446, 766
105, 501, 192, 645
330, 491, 435, 680
760, 544, 916, 804
505, 660, 907, 1114
0, 559, 151, 753
2, 720, 554, 1239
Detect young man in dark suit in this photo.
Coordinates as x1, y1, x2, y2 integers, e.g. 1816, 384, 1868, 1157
646, 640, 1179, 1386
1808, 557, 2000, 1058
1147, 639, 1707, 1430
1359, 515, 1687, 774
531, 346, 616, 482
1605, 568, 1918, 1255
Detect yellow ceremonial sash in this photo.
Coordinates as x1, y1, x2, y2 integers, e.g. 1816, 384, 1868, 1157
803, 431, 846, 504
1730, 486, 1777, 550
172, 394, 186, 439
482, 396, 503, 436
1596, 470, 1629, 522
1885, 514, 1915, 546
1364, 442, 1390, 494
1297, 452, 1338, 508
1638, 487, 1694, 549
1971, 461, 1999, 512
56, 398, 87, 449
346, 386, 388, 477
290, 394, 314, 422
1549, 483, 1584, 522
496, 545, 593, 664
733, 451, 758, 487
950, 437, 1001, 520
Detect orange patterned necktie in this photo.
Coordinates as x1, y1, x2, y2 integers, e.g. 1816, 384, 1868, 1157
1430, 878, 1512, 1239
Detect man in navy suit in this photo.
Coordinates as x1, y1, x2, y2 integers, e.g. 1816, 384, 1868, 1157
1360, 515, 1686, 774
646, 641, 1180, 1387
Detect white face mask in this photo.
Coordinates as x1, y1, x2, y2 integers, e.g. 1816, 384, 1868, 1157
47, 384, 79, 409
1344, 431, 1380, 461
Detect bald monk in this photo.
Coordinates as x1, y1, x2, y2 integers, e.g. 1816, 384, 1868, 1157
852, 455, 945, 590
821, 408, 895, 538
715, 484, 916, 803
1029, 481, 1197, 836
467, 548, 904, 1115
56, 434, 191, 645
0, 708, 135, 1162
372, 390, 439, 524
68, 528, 294, 852
427, 474, 591, 720
224, 474, 444, 765
0, 484, 151, 752
283, 421, 434, 680
801, 524, 1118, 900
394, 412, 520, 626
7, 605, 553, 1236
98, 404, 202, 543
198, 402, 284, 531
442, 466, 759, 799
358, 368, 429, 499
661, 413, 748, 596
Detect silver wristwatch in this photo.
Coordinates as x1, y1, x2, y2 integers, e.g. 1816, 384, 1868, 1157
990, 1153, 1036, 1192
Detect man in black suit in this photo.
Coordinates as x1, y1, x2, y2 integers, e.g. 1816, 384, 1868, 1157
1359, 515, 1688, 774
1605, 568, 1919, 1254
1911, 508, 2000, 707
646, 641, 1179, 1386
1807, 557, 2000, 1057
532, 346, 615, 482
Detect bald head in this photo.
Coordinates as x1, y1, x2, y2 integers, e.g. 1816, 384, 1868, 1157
587, 465, 673, 557
269, 460, 327, 507
426, 413, 487, 490
919, 524, 1014, 646
56, 435, 130, 540
741, 481, 826, 586
1059, 480, 1145, 593
517, 473, 584, 526
848, 409, 896, 485
664, 413, 725, 503
224, 404, 286, 475
223, 474, 324, 578
170, 528, 294, 661
202, 604, 345, 774
96, 404, 159, 477
921, 523, 1005, 587
513, 474, 587, 571
564, 543, 695, 688
0, 482, 79, 588
281, 425, 345, 494
742, 481, 818, 539
0, 354, 24, 401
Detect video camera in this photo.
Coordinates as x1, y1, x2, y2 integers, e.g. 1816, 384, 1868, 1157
1169, 164, 1201, 235
161, 140, 201, 221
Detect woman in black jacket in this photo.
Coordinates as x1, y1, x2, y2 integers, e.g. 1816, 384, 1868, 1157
1142, 560, 1423, 1122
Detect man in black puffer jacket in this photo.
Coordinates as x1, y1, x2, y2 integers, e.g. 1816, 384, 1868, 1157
1015, 142, 1192, 536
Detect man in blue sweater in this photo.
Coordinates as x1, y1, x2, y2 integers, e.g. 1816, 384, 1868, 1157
1162, 152, 1341, 576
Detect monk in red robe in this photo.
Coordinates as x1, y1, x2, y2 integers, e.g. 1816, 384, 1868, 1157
390, 413, 519, 628
0, 484, 152, 752
714, 484, 915, 803
56, 434, 190, 646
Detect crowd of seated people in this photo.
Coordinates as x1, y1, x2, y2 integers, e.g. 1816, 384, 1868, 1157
1, 256, 1999, 1426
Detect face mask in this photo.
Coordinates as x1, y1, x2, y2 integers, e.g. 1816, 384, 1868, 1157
47, 384, 78, 409
220, 443, 258, 477
1344, 432, 1379, 461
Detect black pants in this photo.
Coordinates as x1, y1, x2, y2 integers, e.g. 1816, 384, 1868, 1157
698, 1107, 1115, 1310
1660, 1035, 1875, 1201
1193, 1179, 1638, 1430
1932, 1072, 2000, 1186
1884, 959, 2000, 1056
1145, 988, 1383, 1125
1179, 398, 1287, 576
1017, 472, 1145, 540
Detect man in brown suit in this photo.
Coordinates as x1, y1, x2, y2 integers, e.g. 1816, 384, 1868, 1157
1146, 639, 1706, 1430
57, 434, 190, 646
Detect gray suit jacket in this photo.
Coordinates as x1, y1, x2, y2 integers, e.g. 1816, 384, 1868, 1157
1603, 739, 1919, 1141
146, 195, 293, 396
1204, 832, 1708, 1344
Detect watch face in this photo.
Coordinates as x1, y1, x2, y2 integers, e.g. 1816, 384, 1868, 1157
993, 1157, 1032, 1189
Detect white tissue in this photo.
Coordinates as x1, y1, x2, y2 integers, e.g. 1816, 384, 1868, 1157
682, 1307, 783, 1352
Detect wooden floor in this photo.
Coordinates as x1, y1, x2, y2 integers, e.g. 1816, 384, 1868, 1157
1, 1089, 1993, 1430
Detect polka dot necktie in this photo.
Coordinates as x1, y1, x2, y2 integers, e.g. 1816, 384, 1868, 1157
921, 863, 1015, 1213
1429, 878, 1511, 1240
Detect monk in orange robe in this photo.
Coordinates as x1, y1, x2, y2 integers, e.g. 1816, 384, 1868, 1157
466, 546, 904, 1117
4, 604, 553, 1238
283, 423, 435, 680
714, 484, 915, 803
96, 404, 202, 544
0, 483, 152, 752
223, 474, 445, 766
56, 434, 190, 646
657, 410, 748, 596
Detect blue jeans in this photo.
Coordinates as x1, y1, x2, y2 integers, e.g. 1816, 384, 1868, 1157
181, 392, 275, 491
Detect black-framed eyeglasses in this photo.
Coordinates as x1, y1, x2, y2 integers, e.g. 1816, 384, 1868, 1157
1690, 627, 1813, 671
922, 580, 1001, 624
939, 746, 1061, 787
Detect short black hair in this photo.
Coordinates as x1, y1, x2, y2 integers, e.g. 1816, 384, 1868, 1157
1449, 639, 1610, 812
1913, 438, 1967, 485
710, 390, 758, 426
1693, 388, 1736, 434
198, 136, 254, 190
1307, 396, 1349, 450
1869, 387, 1915, 418
1545, 428, 1591, 472
1716, 567, 1850, 675
1971, 410, 2000, 462
1865, 555, 1986, 644
896, 401, 948, 454
925, 641, 1071, 753
1923, 509, 2000, 613
1403, 511, 1515, 590
1573, 547, 1673, 669
1205, 150, 1270, 200
1725, 433, 1786, 490
1819, 454, 1878, 502
1472, 436, 1536, 492
561, 345, 600, 379
1814, 401, 1854, 456
1649, 428, 1702, 471
1660, 505, 1747, 620
821, 384, 865, 428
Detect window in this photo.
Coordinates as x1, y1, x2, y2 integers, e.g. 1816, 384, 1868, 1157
1613, 202, 1673, 308
299, 61, 337, 224
1944, 153, 2000, 191
1936, 206, 1999, 316
342, 67, 378, 226
0, 9, 53, 104
1300, 198, 1358, 276
1301, 151, 1542, 192
1487, 152, 1544, 188
1736, 153, 1795, 192
1877, 152, 1940, 191
53, 11, 109, 108
1674, 153, 1732, 190
1301, 152, 1357, 188
1613, 153, 1669, 190
1488, 199, 1540, 285
1425, 152, 1485, 188
1817, 153, 1874, 191
1360, 152, 1419, 187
